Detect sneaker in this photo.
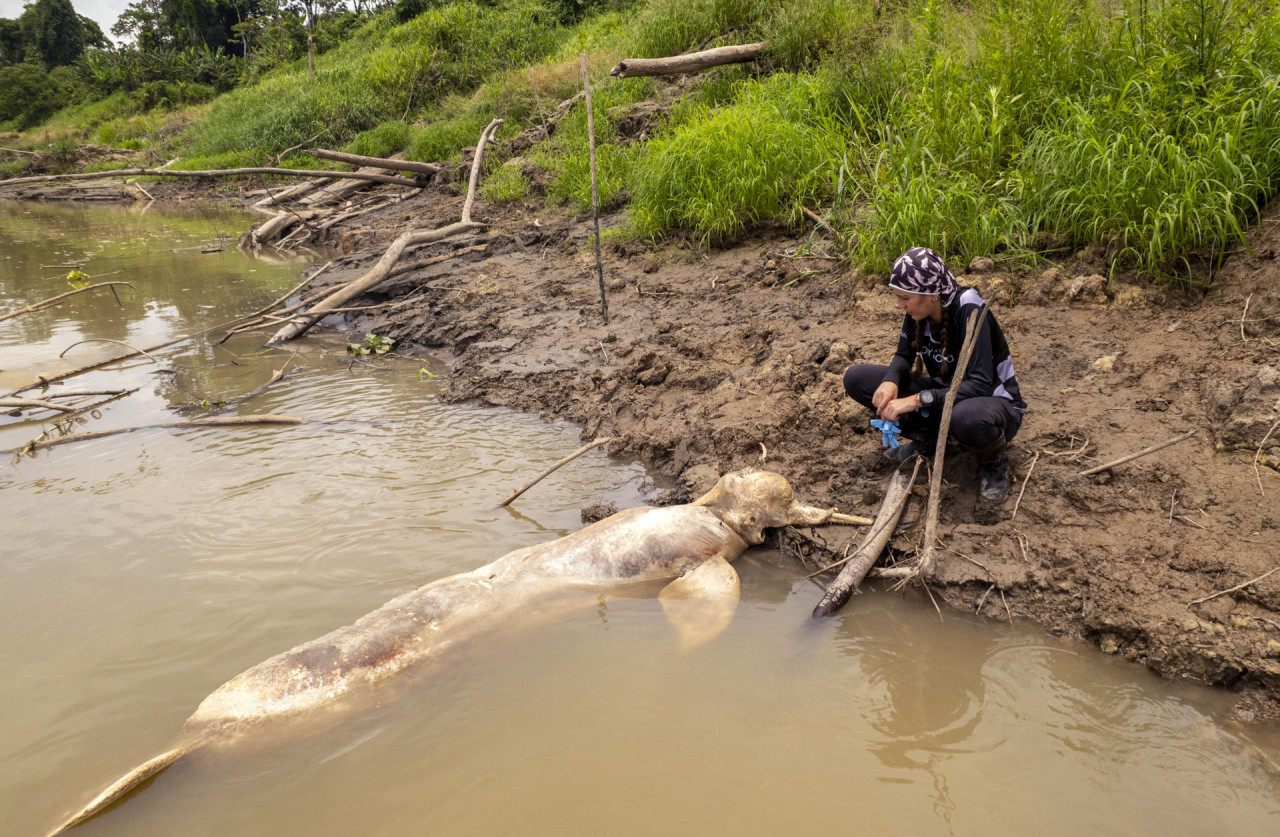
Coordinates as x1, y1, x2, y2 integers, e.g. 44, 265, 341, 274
979, 453, 1011, 500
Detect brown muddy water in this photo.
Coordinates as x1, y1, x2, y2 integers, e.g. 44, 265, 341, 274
2, 201, 1279, 836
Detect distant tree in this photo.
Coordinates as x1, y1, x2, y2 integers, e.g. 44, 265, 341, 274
112, 0, 165, 51
0, 18, 26, 66
20, 0, 87, 68
0, 61, 71, 126
78, 14, 110, 49
115, 0, 273, 55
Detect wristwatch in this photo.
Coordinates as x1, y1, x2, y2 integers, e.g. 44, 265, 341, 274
919, 390, 935, 407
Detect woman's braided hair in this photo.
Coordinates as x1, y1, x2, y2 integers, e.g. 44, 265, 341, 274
910, 308, 952, 379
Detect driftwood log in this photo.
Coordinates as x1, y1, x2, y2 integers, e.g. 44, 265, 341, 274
610, 42, 767, 79
308, 149, 441, 176
253, 178, 332, 209
265, 119, 503, 346
0, 167, 422, 189
300, 155, 420, 208
811, 460, 921, 617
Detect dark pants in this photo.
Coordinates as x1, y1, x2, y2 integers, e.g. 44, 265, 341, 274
843, 364, 1022, 457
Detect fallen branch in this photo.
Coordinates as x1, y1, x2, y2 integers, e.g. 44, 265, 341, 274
1078, 429, 1198, 476
501, 437, 614, 507
308, 148, 441, 176
610, 42, 767, 79
1190, 566, 1280, 606
243, 354, 296, 400
0, 166, 422, 189
4, 414, 309, 456
1011, 450, 1040, 520
0, 397, 77, 414
4, 293, 318, 397
1254, 418, 1280, 497
266, 119, 503, 346
60, 338, 162, 364
811, 459, 922, 617
918, 307, 989, 578
0, 282, 136, 323
38, 389, 131, 399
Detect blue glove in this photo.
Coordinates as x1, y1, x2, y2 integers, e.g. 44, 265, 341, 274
870, 418, 901, 449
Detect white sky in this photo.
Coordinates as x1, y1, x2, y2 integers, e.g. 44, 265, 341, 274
0, 0, 129, 38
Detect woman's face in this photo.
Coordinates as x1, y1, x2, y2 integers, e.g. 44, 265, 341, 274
892, 288, 941, 321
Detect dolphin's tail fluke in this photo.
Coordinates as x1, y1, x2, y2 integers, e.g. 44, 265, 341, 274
48, 744, 192, 835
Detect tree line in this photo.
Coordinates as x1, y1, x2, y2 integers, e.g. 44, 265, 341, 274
0, 0, 395, 130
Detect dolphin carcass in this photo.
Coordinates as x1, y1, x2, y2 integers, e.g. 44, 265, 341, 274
50, 470, 841, 834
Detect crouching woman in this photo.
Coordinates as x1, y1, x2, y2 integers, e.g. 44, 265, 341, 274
843, 247, 1027, 500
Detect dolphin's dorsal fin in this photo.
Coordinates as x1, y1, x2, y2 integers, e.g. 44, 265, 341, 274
659, 555, 740, 651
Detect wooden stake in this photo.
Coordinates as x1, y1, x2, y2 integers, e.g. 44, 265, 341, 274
1078, 429, 1198, 476
580, 54, 609, 326
918, 307, 988, 578
501, 437, 614, 507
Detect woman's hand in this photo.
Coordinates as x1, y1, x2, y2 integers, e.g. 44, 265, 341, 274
871, 381, 899, 412
879, 394, 922, 422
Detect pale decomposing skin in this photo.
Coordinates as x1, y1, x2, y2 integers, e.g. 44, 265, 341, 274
50, 470, 836, 835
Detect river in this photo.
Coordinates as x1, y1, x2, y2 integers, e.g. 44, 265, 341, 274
2, 200, 1278, 836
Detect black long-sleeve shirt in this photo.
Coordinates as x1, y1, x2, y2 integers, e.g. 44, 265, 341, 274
884, 287, 1026, 410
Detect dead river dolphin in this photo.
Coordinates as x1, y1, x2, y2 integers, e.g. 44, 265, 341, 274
49, 470, 839, 834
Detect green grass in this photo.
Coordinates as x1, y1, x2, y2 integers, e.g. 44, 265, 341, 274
629, 74, 847, 244
10, 0, 1280, 286
481, 160, 531, 202
346, 121, 411, 158
188, 1, 566, 159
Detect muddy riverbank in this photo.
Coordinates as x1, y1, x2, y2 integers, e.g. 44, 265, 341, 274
9, 173, 1280, 722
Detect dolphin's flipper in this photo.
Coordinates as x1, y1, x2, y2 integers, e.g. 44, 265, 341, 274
659, 555, 740, 651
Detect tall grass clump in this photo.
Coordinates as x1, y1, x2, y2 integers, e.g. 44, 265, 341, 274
1016, 0, 1280, 276
628, 0, 771, 58
406, 110, 493, 164
762, 0, 875, 70
187, 1, 565, 160
346, 121, 410, 158
629, 73, 846, 244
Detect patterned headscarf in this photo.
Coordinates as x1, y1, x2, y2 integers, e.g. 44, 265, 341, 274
888, 247, 959, 308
